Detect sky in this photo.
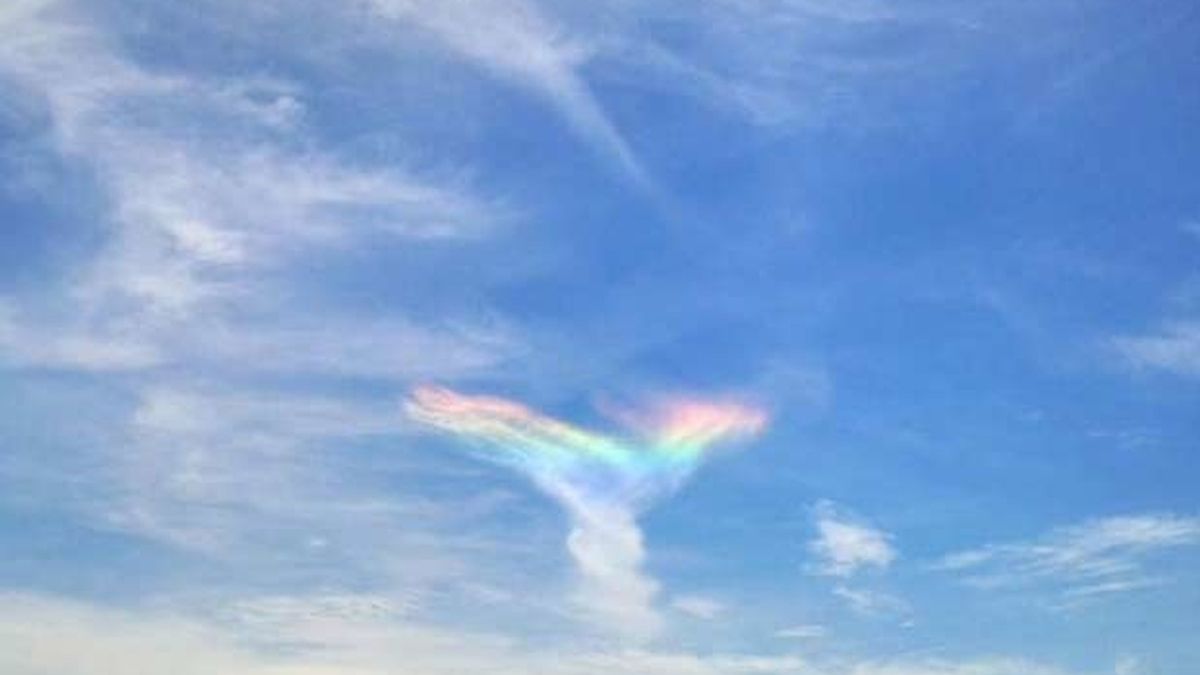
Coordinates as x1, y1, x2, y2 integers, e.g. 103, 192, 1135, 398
0, 0, 1198, 673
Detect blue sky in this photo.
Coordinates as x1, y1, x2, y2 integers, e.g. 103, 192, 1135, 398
1, 0, 1199, 673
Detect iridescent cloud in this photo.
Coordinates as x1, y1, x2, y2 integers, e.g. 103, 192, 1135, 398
404, 385, 769, 639
404, 385, 767, 504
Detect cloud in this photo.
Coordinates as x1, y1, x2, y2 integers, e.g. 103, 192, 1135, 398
671, 595, 726, 620
355, 0, 1051, 185
843, 659, 1085, 675
0, 3, 524, 584
132, 385, 410, 441
0, 592, 1100, 675
1112, 322, 1200, 377
0, 9, 537, 641
809, 501, 897, 577
0, 302, 163, 371
0, 306, 513, 378
0, 0, 52, 30
0, 591, 810, 675
1113, 655, 1142, 675
96, 381, 557, 607
565, 502, 663, 639
569, 0, 1044, 137
775, 624, 827, 640
935, 513, 1200, 606
805, 504, 906, 620
1107, 224, 1200, 377
831, 586, 910, 620
405, 386, 767, 640
0, 0, 504, 353
366, 0, 648, 186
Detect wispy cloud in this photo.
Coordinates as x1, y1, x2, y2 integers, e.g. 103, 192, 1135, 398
774, 624, 827, 640
809, 501, 897, 577
935, 514, 1200, 606
836, 658, 1085, 675
0, 6, 511, 366
577, 0, 1028, 135
0, 0, 502, 335
671, 594, 726, 621
367, 0, 648, 186
832, 585, 910, 620
105, 383, 523, 578
1107, 223, 1200, 377
1114, 655, 1143, 675
356, 0, 1075, 188
805, 503, 906, 620
0, 0, 52, 29
0, 592, 1096, 675
0, 0, 521, 595
0, 591, 813, 675
1112, 322, 1200, 377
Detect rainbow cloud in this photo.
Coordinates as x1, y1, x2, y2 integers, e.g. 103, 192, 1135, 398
405, 386, 766, 507
405, 385, 768, 640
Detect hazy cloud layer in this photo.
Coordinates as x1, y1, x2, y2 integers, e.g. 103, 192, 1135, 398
0, 592, 1102, 675
936, 514, 1200, 606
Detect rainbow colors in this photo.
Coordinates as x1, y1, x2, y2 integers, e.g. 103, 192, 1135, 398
405, 386, 768, 499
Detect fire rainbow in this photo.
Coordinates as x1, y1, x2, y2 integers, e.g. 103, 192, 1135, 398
404, 385, 768, 501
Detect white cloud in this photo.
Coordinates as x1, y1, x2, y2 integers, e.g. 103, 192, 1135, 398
0, 0, 53, 30
809, 501, 897, 577
805, 503, 905, 619
131, 385, 409, 440
935, 513, 1200, 605
0, 0, 523, 602
0, 303, 163, 371
223, 593, 420, 629
600, 38, 800, 128
568, 0, 1046, 138
0, 592, 1098, 675
404, 388, 767, 642
1113, 655, 1142, 675
1107, 222, 1200, 378
367, 0, 648, 186
845, 659, 1084, 675
0, 592, 800, 675
671, 594, 726, 620
775, 624, 827, 640
0, 0, 505, 351
832, 586, 909, 619
565, 500, 664, 640
1113, 322, 1200, 377
355, 0, 1042, 185
0, 594, 254, 675
0, 19, 521, 622
105, 383, 543, 584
